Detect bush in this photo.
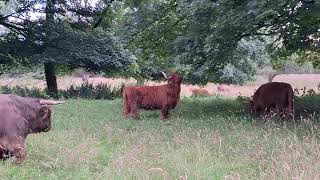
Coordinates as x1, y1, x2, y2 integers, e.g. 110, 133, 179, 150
236, 95, 252, 113
219, 63, 256, 85
1, 86, 51, 99
295, 94, 320, 116
60, 82, 123, 100
0, 82, 124, 100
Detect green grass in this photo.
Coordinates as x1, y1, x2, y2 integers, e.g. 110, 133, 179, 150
1, 97, 320, 179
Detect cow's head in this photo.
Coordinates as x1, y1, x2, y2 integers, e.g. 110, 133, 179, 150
30, 100, 65, 133
162, 72, 183, 85
33, 105, 52, 133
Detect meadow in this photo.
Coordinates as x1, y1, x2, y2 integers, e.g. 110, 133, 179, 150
1, 96, 320, 179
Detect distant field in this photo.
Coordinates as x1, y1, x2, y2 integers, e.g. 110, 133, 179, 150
1, 98, 320, 179
1, 73, 319, 97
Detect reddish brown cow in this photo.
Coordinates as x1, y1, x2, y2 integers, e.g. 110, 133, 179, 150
191, 88, 210, 97
122, 72, 182, 120
0, 94, 65, 164
250, 82, 294, 119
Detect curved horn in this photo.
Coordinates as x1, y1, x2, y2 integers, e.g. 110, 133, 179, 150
161, 71, 168, 79
40, 100, 66, 105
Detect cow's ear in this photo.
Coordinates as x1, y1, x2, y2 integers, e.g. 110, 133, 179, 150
167, 76, 174, 84
39, 105, 50, 120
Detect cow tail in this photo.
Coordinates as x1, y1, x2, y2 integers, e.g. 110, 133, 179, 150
122, 85, 128, 115
288, 87, 294, 118
120, 83, 125, 94
122, 84, 127, 104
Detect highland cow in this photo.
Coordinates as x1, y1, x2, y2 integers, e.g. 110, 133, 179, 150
250, 82, 294, 119
0, 94, 65, 164
122, 72, 182, 120
191, 88, 210, 97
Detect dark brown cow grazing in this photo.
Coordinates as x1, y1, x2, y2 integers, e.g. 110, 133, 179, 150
250, 82, 294, 119
122, 72, 182, 120
0, 94, 65, 164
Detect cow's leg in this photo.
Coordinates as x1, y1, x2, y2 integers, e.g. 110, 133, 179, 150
122, 102, 131, 118
277, 105, 289, 119
285, 107, 294, 120
290, 107, 295, 120
13, 145, 26, 164
273, 104, 281, 116
160, 107, 170, 120
0, 147, 11, 160
252, 105, 260, 117
132, 111, 140, 120
8, 143, 26, 164
130, 102, 140, 120
122, 93, 131, 118
286, 102, 295, 120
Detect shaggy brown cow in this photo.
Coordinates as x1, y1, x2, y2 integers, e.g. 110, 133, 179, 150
250, 82, 294, 119
122, 72, 182, 120
191, 88, 210, 97
0, 94, 65, 164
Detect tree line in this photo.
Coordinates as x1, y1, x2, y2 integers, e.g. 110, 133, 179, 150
0, 0, 319, 94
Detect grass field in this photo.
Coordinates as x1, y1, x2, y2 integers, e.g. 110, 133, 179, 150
1, 97, 320, 179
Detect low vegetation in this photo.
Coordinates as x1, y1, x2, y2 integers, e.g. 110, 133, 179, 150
0, 82, 124, 100
1, 96, 320, 179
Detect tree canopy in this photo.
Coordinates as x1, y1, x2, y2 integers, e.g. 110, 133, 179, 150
112, 0, 319, 84
0, 0, 135, 92
0, 0, 319, 87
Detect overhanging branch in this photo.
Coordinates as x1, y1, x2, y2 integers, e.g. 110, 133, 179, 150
92, 0, 115, 29
0, 21, 28, 35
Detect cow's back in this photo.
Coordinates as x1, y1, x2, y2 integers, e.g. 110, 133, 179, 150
0, 94, 37, 138
253, 82, 293, 108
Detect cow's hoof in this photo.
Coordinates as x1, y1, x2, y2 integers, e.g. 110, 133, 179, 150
161, 117, 169, 121
13, 158, 25, 165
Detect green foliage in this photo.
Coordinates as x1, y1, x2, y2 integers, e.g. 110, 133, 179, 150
218, 62, 256, 85
1, 86, 51, 99
295, 94, 320, 116
1, 0, 319, 85
113, 0, 319, 84
0, 82, 124, 100
61, 82, 123, 100
264, 0, 320, 67
0, 0, 135, 80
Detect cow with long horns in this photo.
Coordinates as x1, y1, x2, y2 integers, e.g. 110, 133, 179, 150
122, 72, 182, 120
0, 94, 65, 164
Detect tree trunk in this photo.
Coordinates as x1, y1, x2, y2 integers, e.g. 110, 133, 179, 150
44, 0, 58, 94
137, 78, 145, 86
44, 62, 58, 94
268, 73, 278, 82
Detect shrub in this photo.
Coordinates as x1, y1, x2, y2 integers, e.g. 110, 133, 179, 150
294, 87, 318, 97
295, 95, 320, 116
219, 64, 252, 85
236, 95, 252, 113
60, 82, 123, 100
1, 86, 51, 99
0, 82, 124, 100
